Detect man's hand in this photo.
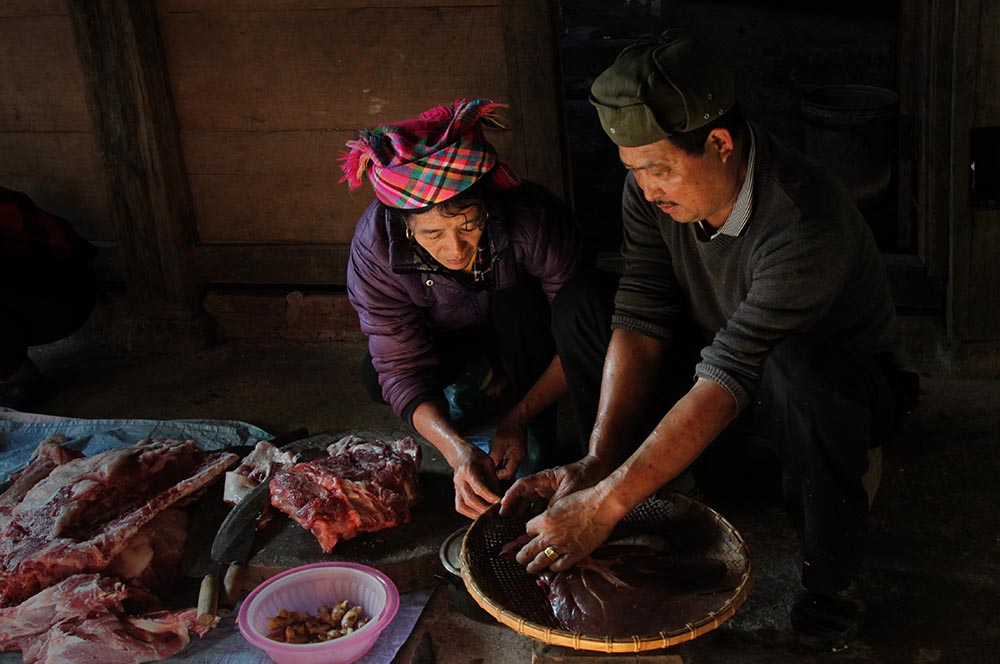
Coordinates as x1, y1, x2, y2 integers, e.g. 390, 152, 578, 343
451, 444, 502, 519
512, 484, 620, 574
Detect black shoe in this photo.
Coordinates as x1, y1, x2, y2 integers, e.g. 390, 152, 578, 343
791, 589, 866, 652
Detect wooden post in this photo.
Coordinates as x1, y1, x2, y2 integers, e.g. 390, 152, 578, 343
501, 0, 570, 202
951, 0, 1000, 341
66, 0, 211, 351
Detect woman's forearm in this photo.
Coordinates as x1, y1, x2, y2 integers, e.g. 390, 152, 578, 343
505, 355, 567, 428
410, 399, 472, 469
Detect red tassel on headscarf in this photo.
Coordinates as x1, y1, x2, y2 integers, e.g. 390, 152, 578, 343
339, 132, 378, 191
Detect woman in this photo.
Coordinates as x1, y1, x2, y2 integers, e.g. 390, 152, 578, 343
341, 99, 580, 518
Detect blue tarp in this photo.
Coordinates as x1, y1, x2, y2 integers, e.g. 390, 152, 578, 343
0, 408, 271, 484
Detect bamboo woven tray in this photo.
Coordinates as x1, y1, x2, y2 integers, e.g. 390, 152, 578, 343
459, 489, 753, 652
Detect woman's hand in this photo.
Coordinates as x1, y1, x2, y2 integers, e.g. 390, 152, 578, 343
410, 400, 505, 519
498, 455, 610, 518
491, 411, 529, 480
451, 443, 502, 519
491, 353, 567, 480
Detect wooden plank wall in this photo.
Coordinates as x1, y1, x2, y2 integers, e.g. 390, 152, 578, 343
2, 0, 565, 292
0, 1, 112, 246
156, 0, 560, 285
160, 0, 511, 246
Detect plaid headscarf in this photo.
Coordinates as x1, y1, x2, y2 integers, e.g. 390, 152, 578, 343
339, 99, 521, 209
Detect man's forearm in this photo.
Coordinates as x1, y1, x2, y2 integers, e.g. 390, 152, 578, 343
599, 377, 739, 520
588, 328, 667, 468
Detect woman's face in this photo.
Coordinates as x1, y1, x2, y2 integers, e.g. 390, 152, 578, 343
405, 204, 485, 270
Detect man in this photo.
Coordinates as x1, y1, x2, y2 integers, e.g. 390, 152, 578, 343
500, 30, 917, 650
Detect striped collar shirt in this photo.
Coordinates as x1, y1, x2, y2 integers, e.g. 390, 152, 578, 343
701, 126, 757, 240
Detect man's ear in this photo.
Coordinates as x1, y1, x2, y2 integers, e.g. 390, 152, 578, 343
707, 128, 735, 163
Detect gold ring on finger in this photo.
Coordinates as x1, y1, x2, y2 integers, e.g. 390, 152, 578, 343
542, 546, 560, 561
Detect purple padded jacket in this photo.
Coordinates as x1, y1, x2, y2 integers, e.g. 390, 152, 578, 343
347, 181, 580, 419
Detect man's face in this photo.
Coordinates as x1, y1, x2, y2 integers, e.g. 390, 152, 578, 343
619, 131, 739, 228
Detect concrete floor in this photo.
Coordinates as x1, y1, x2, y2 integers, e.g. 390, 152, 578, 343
16, 332, 1000, 664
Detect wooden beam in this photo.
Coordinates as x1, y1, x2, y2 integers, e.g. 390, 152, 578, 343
895, 0, 917, 253
947, 0, 1000, 342
66, 0, 202, 327
500, 0, 568, 200
921, 0, 955, 283
193, 244, 351, 286
160, 0, 499, 10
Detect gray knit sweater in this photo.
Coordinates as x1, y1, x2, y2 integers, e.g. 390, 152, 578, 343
612, 124, 902, 411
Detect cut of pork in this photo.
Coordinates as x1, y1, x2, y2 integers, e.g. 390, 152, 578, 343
269, 436, 421, 552
0, 439, 237, 607
0, 436, 82, 519
0, 573, 210, 664
222, 439, 299, 505
105, 508, 189, 596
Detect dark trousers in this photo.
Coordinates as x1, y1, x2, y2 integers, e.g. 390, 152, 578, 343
551, 270, 704, 452
551, 270, 916, 593
1, 258, 97, 378
360, 276, 559, 451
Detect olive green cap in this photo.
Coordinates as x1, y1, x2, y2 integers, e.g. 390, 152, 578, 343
589, 30, 735, 147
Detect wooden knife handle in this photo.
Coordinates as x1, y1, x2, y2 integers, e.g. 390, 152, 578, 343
197, 573, 219, 625
222, 563, 245, 608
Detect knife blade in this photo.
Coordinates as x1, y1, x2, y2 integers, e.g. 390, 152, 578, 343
211, 430, 343, 606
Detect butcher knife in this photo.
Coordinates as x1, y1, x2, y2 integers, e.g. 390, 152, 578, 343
185, 430, 307, 623
181, 475, 237, 625
211, 430, 343, 606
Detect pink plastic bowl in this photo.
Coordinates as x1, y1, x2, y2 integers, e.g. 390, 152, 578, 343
238, 562, 400, 664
